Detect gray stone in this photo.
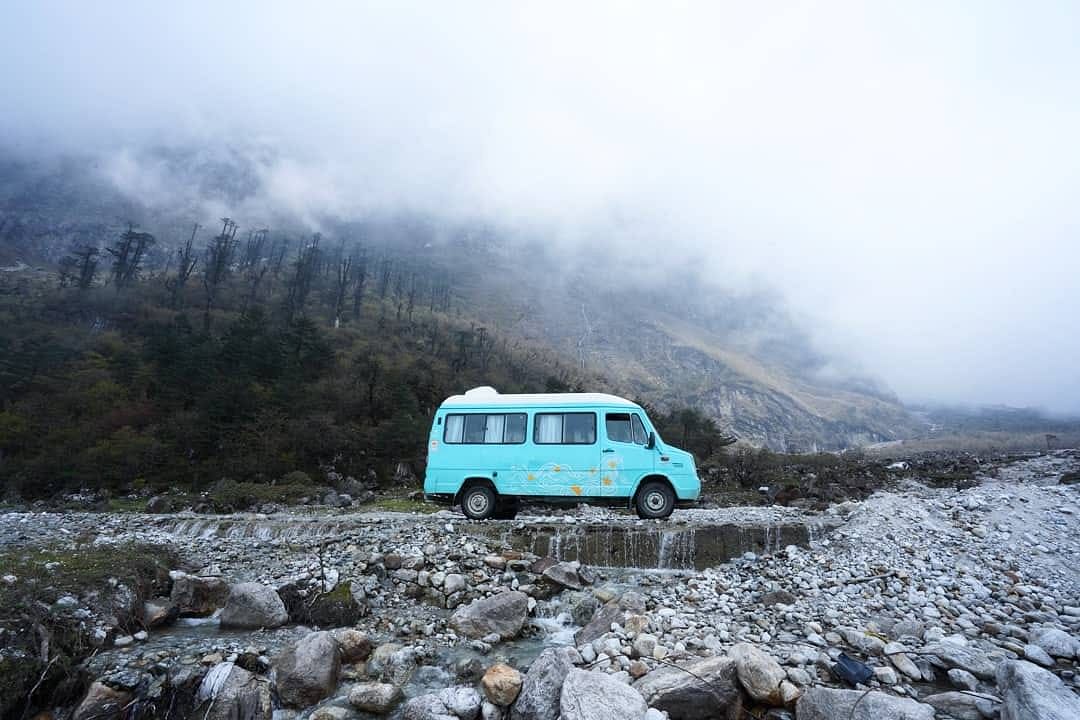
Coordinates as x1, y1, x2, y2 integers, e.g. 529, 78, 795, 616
795, 687, 934, 720
730, 643, 785, 705
1029, 627, 1078, 659
920, 642, 997, 680
274, 631, 341, 708
349, 682, 403, 714
219, 582, 288, 629
170, 572, 229, 616
195, 662, 273, 720
996, 660, 1080, 720
947, 668, 979, 691
510, 647, 577, 720
1022, 644, 1055, 667
922, 691, 998, 720
560, 669, 648, 720
542, 561, 588, 591
403, 686, 482, 720
633, 655, 744, 720
450, 591, 529, 640
73, 682, 133, 720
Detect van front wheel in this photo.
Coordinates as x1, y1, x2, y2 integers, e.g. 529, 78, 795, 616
635, 481, 675, 519
460, 484, 497, 520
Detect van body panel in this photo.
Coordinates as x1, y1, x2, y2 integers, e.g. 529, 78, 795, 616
424, 388, 701, 511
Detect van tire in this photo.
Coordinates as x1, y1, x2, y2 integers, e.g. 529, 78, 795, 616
460, 484, 497, 520
635, 480, 675, 519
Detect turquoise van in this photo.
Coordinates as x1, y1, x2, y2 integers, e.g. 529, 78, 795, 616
423, 387, 700, 519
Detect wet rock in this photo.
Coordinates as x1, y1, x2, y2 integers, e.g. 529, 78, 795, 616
996, 659, 1080, 720
170, 571, 229, 616
541, 561, 589, 591
633, 655, 744, 720
73, 681, 132, 720
368, 643, 420, 685
450, 591, 529, 640
142, 598, 178, 628
219, 582, 288, 629
510, 646, 577, 720
145, 495, 175, 513
560, 668, 647, 720
274, 630, 341, 708
575, 592, 646, 646
884, 642, 922, 680
195, 662, 273, 720
308, 583, 366, 626
481, 663, 522, 706
795, 687, 934, 720
349, 682, 403, 714
947, 668, 979, 691
730, 642, 785, 705
1022, 644, 1055, 667
403, 686, 482, 720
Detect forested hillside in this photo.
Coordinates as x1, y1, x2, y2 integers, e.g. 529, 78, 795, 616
0, 218, 735, 500
0, 149, 925, 504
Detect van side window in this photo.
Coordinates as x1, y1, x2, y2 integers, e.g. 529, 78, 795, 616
534, 412, 596, 445
605, 413, 633, 443
632, 414, 648, 445
443, 413, 527, 444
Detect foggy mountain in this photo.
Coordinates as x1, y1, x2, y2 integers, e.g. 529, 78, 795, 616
1, 147, 920, 449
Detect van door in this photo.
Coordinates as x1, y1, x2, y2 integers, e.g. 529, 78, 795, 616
601, 411, 654, 498
528, 411, 601, 499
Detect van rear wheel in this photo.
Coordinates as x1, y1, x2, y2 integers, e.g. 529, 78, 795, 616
635, 481, 675, 519
460, 484, 497, 520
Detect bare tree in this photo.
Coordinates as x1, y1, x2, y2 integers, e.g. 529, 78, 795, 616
168, 223, 200, 308
351, 247, 368, 319
202, 218, 239, 331
58, 245, 100, 290
284, 233, 321, 321
331, 239, 352, 328
105, 224, 156, 288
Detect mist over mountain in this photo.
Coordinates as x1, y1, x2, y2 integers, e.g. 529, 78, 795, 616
3, 2, 1079, 419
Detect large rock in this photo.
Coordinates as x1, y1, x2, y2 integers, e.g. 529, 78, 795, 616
219, 582, 288, 629
795, 687, 934, 720
730, 643, 785, 705
541, 561, 590, 591
996, 659, 1080, 720
919, 642, 997, 680
332, 627, 374, 663
349, 681, 404, 714
575, 591, 647, 646
403, 686, 482, 720
922, 691, 999, 720
170, 571, 229, 616
73, 682, 133, 720
1028, 627, 1078, 659
450, 591, 529, 640
560, 669, 647, 720
194, 662, 273, 720
482, 663, 523, 706
510, 646, 578, 720
633, 655, 744, 720
274, 630, 341, 708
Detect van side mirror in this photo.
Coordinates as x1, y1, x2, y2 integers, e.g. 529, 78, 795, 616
646, 431, 655, 450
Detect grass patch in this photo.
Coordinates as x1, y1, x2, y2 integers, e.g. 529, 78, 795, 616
0, 543, 176, 717
107, 496, 149, 512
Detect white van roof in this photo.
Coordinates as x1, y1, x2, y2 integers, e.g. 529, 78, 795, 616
442, 386, 637, 408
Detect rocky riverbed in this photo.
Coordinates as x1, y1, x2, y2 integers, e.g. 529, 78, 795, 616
2, 452, 1079, 719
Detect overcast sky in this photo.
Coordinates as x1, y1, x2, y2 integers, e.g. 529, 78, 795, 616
2, 2, 1078, 411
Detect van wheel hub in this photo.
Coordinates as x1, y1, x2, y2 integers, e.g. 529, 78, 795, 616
644, 491, 666, 512
466, 493, 489, 515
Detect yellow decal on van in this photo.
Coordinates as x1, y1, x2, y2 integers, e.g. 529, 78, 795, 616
607, 460, 618, 469
602, 476, 612, 486
526, 472, 536, 481
553, 465, 561, 472
570, 485, 582, 496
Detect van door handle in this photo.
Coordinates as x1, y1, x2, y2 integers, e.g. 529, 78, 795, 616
602, 448, 614, 453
